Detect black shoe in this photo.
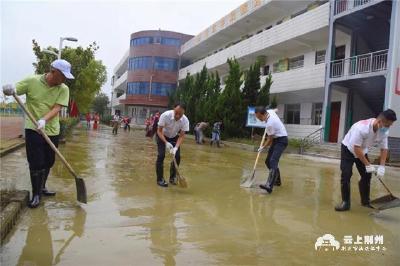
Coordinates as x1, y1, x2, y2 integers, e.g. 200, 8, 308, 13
335, 201, 350, 211
361, 203, 374, 209
157, 180, 168, 187
28, 195, 41, 208
42, 188, 56, 196
42, 168, 56, 196
275, 168, 281, 186
169, 177, 177, 185
335, 182, 351, 211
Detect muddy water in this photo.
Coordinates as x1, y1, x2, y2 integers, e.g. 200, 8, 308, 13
1, 124, 399, 265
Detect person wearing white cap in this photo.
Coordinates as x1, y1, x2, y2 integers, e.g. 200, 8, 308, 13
2, 59, 74, 208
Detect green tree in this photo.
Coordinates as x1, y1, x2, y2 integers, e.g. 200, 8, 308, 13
256, 73, 273, 106
270, 95, 278, 108
216, 58, 244, 137
242, 61, 261, 108
91, 92, 110, 116
32, 40, 107, 114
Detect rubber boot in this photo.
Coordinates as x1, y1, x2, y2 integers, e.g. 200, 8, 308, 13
359, 179, 373, 208
335, 182, 351, 211
217, 141, 221, 148
275, 168, 281, 186
29, 169, 44, 208
210, 141, 213, 147
169, 161, 177, 185
259, 169, 277, 194
42, 168, 56, 196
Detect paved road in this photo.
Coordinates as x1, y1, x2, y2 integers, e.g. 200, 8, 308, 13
0, 116, 24, 140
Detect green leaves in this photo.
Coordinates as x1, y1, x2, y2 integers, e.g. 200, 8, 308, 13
31, 39, 107, 114
91, 92, 110, 116
169, 58, 273, 138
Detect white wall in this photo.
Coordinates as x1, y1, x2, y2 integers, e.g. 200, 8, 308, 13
179, 3, 329, 79
386, 0, 400, 138
274, 88, 324, 139
273, 87, 347, 142
262, 61, 325, 94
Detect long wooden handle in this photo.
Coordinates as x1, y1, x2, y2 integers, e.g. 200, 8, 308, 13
14, 94, 79, 179
172, 156, 181, 178
376, 175, 393, 196
252, 125, 269, 171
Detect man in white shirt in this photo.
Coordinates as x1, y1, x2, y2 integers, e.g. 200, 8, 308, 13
335, 109, 397, 211
156, 103, 190, 187
255, 106, 288, 193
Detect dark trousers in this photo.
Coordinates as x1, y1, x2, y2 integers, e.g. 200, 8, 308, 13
340, 144, 371, 186
25, 129, 59, 171
265, 136, 288, 170
156, 135, 181, 181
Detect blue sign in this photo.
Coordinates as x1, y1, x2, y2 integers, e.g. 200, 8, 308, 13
246, 106, 266, 128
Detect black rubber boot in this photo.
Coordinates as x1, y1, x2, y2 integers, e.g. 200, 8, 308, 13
274, 168, 281, 186
42, 168, 56, 196
359, 179, 373, 208
217, 141, 221, 148
259, 169, 277, 194
29, 169, 44, 208
335, 182, 351, 211
210, 141, 213, 147
157, 179, 168, 187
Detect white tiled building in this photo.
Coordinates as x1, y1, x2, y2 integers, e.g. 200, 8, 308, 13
179, 0, 341, 139
178, 0, 400, 152
111, 0, 400, 159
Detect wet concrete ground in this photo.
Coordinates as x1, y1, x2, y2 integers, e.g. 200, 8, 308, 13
1, 124, 399, 265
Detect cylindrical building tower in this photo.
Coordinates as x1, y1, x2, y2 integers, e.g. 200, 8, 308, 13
120, 30, 192, 124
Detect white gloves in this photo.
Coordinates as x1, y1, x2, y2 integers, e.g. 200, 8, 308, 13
165, 142, 173, 152
37, 119, 46, 130
2, 84, 16, 96
257, 146, 265, 153
365, 165, 376, 174
376, 165, 385, 177
170, 147, 178, 156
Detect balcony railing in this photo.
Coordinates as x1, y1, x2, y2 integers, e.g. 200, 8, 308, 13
334, 0, 372, 15
330, 49, 388, 79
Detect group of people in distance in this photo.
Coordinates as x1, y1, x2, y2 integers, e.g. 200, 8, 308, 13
85, 112, 100, 130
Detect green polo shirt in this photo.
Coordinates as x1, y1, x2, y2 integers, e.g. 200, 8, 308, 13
16, 74, 69, 136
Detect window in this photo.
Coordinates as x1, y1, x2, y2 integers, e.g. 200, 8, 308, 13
127, 82, 150, 95
151, 82, 176, 96
285, 104, 300, 124
154, 57, 178, 71
312, 103, 323, 125
130, 37, 153, 46
130, 36, 180, 47
289, 55, 304, 70
315, 50, 326, 64
161, 37, 181, 46
128, 57, 153, 71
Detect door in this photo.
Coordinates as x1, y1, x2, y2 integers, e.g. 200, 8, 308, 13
329, 102, 341, 143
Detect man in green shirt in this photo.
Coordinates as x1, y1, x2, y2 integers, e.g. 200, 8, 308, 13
2, 59, 73, 208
